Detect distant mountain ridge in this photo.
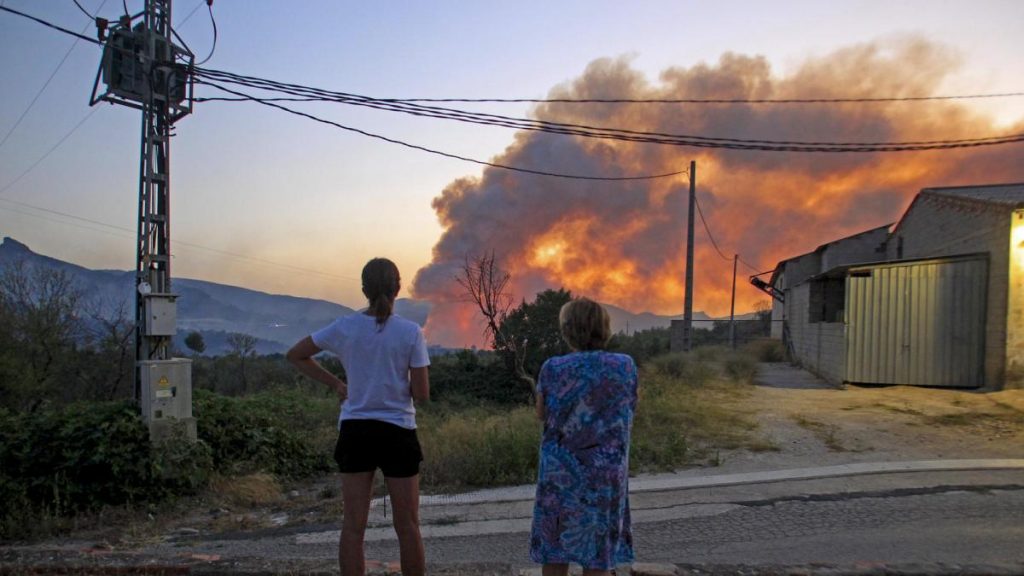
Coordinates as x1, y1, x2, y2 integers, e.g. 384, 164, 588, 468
0, 237, 370, 354
0, 237, 739, 353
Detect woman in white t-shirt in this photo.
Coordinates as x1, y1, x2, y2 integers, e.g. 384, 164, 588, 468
287, 258, 430, 576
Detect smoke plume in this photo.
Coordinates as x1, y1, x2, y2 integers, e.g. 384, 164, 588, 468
412, 37, 1024, 347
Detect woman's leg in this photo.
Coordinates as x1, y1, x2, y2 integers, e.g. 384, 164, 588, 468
339, 471, 375, 575
581, 570, 612, 576
384, 475, 425, 576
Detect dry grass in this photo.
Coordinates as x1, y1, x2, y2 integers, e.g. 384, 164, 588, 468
791, 414, 848, 452
208, 473, 282, 508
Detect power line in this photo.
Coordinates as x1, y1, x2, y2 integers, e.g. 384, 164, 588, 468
71, 0, 93, 20
6, 7, 1024, 154
176, 0, 205, 27
737, 256, 762, 274
0, 196, 362, 282
194, 1, 215, 66
0, 5, 102, 45
301, 93, 1024, 105
693, 191, 764, 274
693, 192, 732, 263
0, 1, 108, 153
8, 7, 1024, 112
193, 68, 1024, 153
0, 107, 101, 196
201, 81, 690, 181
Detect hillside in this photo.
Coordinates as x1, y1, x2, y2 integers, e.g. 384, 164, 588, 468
0, 237, 740, 353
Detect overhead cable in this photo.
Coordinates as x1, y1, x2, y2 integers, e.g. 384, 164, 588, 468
693, 192, 733, 263
0, 5, 102, 45
0, 107, 100, 196
302, 93, 1024, 105
0, 0, 109, 152
0, 196, 362, 282
194, 1, 216, 66
192, 67, 1024, 153
200, 81, 690, 181
71, 0, 92, 20
176, 0, 205, 27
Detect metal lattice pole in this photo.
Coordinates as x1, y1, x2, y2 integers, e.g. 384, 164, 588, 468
134, 0, 174, 399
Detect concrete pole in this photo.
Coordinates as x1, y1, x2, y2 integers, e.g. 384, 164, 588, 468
683, 160, 695, 351
730, 253, 738, 349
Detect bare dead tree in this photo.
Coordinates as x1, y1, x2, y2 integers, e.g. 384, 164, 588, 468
0, 262, 83, 411
455, 252, 535, 399
227, 332, 258, 394
83, 297, 135, 401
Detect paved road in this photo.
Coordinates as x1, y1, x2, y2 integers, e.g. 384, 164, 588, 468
352, 477, 1024, 569
127, 465, 1024, 574
4, 464, 1023, 574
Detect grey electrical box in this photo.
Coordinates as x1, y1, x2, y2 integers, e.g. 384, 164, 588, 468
144, 293, 178, 336
139, 358, 195, 442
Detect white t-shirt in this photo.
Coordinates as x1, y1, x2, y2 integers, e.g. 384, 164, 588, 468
311, 313, 430, 429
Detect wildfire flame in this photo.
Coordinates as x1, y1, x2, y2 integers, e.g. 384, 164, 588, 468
412, 37, 1024, 347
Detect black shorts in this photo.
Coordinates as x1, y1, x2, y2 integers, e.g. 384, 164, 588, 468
334, 419, 423, 478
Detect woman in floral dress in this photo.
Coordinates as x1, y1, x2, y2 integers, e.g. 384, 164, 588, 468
530, 297, 638, 575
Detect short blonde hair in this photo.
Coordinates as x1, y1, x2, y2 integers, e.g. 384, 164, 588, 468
559, 297, 611, 351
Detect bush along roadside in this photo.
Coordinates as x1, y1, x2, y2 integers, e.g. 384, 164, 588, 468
0, 401, 211, 540
0, 388, 335, 541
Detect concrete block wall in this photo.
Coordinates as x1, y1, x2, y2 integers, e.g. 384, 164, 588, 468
888, 194, 1011, 388
820, 227, 889, 271
786, 283, 846, 384
1007, 210, 1024, 388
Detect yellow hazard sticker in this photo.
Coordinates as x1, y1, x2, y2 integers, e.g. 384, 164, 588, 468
158, 376, 170, 387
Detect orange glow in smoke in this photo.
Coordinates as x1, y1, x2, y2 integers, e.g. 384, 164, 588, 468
412, 38, 1024, 347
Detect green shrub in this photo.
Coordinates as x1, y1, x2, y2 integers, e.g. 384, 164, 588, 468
193, 388, 334, 478
0, 402, 212, 540
429, 351, 531, 407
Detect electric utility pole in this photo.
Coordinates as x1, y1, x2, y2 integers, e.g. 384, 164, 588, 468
729, 253, 738, 348
682, 160, 696, 351
91, 0, 196, 441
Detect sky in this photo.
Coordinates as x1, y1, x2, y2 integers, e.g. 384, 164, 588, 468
1, 1, 1023, 345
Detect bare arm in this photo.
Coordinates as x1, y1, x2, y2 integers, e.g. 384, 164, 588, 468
535, 391, 545, 421
410, 366, 429, 403
286, 336, 346, 400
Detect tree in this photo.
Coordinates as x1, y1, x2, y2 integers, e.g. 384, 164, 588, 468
226, 332, 258, 394
184, 331, 206, 355
455, 252, 536, 399
0, 262, 83, 411
81, 298, 135, 401
497, 288, 572, 378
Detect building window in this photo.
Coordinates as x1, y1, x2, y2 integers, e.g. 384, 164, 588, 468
809, 278, 845, 323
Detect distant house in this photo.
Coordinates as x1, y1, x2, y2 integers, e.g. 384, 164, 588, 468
762, 182, 1024, 390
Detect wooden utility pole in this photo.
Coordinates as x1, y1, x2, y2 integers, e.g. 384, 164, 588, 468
682, 160, 696, 351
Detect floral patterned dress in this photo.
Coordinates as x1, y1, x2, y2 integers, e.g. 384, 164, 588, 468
530, 350, 638, 570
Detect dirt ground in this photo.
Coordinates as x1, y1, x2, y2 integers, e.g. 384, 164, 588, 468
710, 362, 1024, 473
